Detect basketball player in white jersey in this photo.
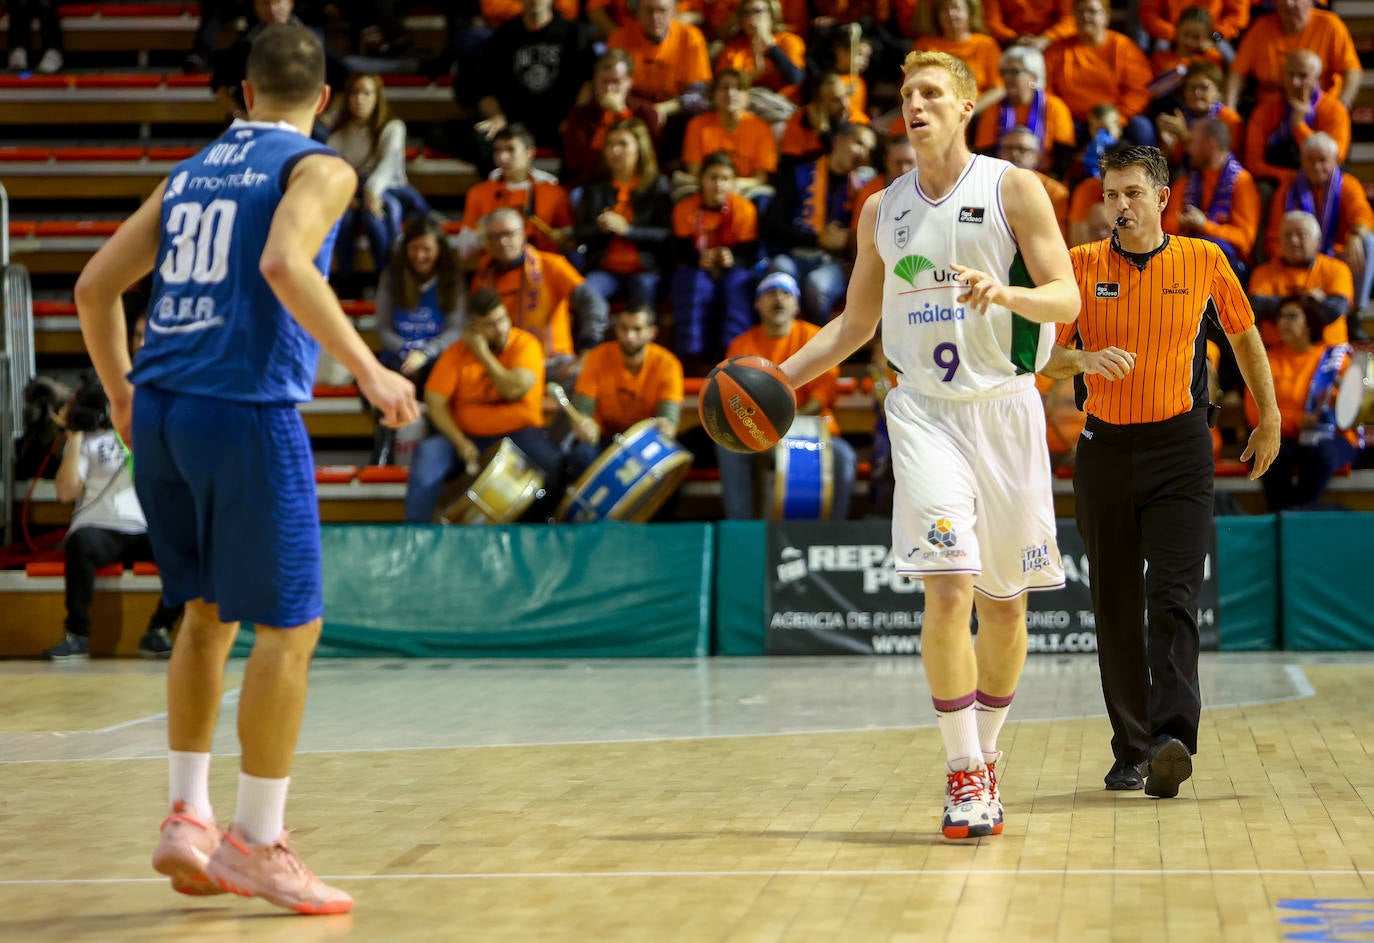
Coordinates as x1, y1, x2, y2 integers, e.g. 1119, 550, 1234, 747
779, 51, 1081, 840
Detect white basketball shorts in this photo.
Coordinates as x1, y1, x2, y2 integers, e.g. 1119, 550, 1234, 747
885, 373, 1065, 599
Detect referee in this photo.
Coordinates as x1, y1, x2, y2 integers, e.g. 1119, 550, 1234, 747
1043, 146, 1280, 799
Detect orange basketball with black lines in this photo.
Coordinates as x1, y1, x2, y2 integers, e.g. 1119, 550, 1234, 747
698, 355, 797, 453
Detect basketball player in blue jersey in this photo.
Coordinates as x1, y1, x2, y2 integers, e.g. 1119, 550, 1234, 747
73, 24, 417, 914
779, 50, 1081, 840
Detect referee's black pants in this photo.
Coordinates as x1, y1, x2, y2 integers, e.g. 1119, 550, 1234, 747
1073, 407, 1213, 765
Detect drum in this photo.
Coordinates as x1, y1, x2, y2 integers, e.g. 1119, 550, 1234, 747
1335, 349, 1374, 430
557, 420, 692, 523
438, 438, 546, 525
768, 415, 834, 520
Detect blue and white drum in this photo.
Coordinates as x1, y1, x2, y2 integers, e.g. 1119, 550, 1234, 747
769, 415, 834, 519
558, 420, 692, 523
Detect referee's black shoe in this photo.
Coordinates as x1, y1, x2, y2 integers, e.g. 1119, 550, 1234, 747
1144, 738, 1193, 799
1104, 758, 1145, 790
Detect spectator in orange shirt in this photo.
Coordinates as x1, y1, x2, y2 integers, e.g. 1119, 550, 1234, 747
589, 0, 706, 41
1225, 0, 1362, 110
566, 304, 686, 480
680, 69, 779, 200
765, 121, 878, 323
1163, 118, 1260, 276
982, 0, 1074, 49
713, 0, 807, 105
456, 124, 573, 262
560, 49, 663, 190
999, 126, 1069, 239
973, 45, 1077, 177
671, 153, 760, 364
1244, 294, 1358, 511
471, 207, 610, 383
1268, 133, 1374, 321
1244, 49, 1351, 190
1139, 0, 1247, 60
715, 272, 857, 519
405, 288, 565, 522
912, 0, 1004, 117
1068, 174, 1105, 246
607, 0, 713, 123
780, 72, 867, 160
851, 133, 916, 230
1147, 8, 1225, 105
1252, 210, 1355, 345
1044, 0, 1155, 145
1154, 62, 1242, 168
571, 118, 673, 308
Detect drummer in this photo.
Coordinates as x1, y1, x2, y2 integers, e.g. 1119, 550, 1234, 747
1245, 294, 1360, 511
404, 288, 567, 523
566, 304, 686, 482
715, 272, 857, 520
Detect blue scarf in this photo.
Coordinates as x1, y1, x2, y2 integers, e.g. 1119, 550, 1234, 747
1305, 343, 1349, 436
998, 90, 1046, 146
1185, 153, 1244, 222
1286, 167, 1343, 256
1266, 89, 1319, 155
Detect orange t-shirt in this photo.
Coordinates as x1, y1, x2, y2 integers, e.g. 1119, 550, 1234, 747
1037, 170, 1070, 240
607, 19, 712, 104
1244, 89, 1352, 188
470, 249, 585, 356
982, 0, 1075, 45
1045, 31, 1154, 121
481, 0, 579, 27
1244, 343, 1354, 443
1059, 237, 1255, 424
672, 192, 759, 247
1162, 162, 1261, 262
682, 111, 779, 178
1068, 176, 1103, 225
726, 321, 840, 434
972, 92, 1077, 154
426, 326, 546, 437
573, 341, 684, 437
781, 107, 868, 160
1231, 10, 1361, 101
460, 177, 574, 256
602, 181, 643, 275
851, 174, 885, 230
1250, 255, 1355, 347
713, 32, 807, 101
1138, 0, 1247, 42
912, 34, 1004, 97
1266, 173, 1374, 260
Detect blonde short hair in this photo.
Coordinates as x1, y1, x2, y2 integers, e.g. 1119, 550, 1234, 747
900, 50, 977, 103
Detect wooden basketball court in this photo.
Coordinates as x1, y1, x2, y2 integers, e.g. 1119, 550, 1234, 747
0, 653, 1369, 942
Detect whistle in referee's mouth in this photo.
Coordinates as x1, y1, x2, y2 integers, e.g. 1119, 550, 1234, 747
1114, 216, 1128, 228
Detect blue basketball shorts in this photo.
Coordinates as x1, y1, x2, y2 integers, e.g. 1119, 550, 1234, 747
131, 385, 324, 627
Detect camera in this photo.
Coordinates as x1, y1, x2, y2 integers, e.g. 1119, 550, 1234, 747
66, 373, 112, 433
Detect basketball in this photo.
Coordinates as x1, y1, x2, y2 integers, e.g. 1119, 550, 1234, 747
698, 355, 797, 453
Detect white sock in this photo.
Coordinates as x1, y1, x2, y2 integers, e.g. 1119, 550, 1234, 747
168, 750, 213, 821
975, 702, 1011, 759
235, 772, 290, 846
935, 704, 983, 770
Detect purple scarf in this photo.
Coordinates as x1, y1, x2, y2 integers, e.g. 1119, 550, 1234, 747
998, 89, 1046, 146
1185, 153, 1244, 221
1266, 88, 1320, 153
1287, 167, 1344, 256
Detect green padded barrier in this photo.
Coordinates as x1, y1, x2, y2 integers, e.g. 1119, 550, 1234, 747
712, 520, 767, 655
233, 523, 713, 658
1214, 515, 1279, 651
1281, 512, 1374, 651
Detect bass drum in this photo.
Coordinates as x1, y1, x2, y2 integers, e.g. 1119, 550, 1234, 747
1336, 349, 1374, 430
767, 415, 834, 520
438, 438, 546, 524
558, 420, 691, 523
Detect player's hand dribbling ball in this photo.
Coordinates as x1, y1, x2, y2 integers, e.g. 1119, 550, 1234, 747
698, 355, 797, 453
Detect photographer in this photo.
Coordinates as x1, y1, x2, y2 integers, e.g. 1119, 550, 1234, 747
45, 374, 182, 661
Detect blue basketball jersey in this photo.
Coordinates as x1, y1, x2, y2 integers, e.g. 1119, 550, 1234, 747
392, 281, 445, 354
130, 120, 339, 403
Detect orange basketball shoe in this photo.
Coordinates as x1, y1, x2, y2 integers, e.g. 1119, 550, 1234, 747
151, 801, 228, 895
205, 825, 354, 915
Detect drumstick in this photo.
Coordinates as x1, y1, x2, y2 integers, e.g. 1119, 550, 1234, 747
848, 22, 860, 101
548, 382, 600, 444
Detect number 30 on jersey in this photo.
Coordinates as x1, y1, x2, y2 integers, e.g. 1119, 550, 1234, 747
159, 199, 237, 285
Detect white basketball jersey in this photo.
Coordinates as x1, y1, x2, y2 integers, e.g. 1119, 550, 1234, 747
875, 155, 1054, 400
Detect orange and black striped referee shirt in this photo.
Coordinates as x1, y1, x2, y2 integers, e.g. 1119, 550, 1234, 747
1056, 235, 1254, 425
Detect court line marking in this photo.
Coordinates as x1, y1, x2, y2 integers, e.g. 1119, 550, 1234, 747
0, 867, 1366, 887
0, 666, 1318, 766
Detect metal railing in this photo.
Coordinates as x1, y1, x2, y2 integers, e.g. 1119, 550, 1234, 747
1, 181, 36, 547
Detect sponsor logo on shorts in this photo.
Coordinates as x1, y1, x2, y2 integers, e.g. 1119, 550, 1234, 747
958, 206, 985, 224
1021, 542, 1052, 574
927, 518, 957, 549
1095, 282, 1119, 298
